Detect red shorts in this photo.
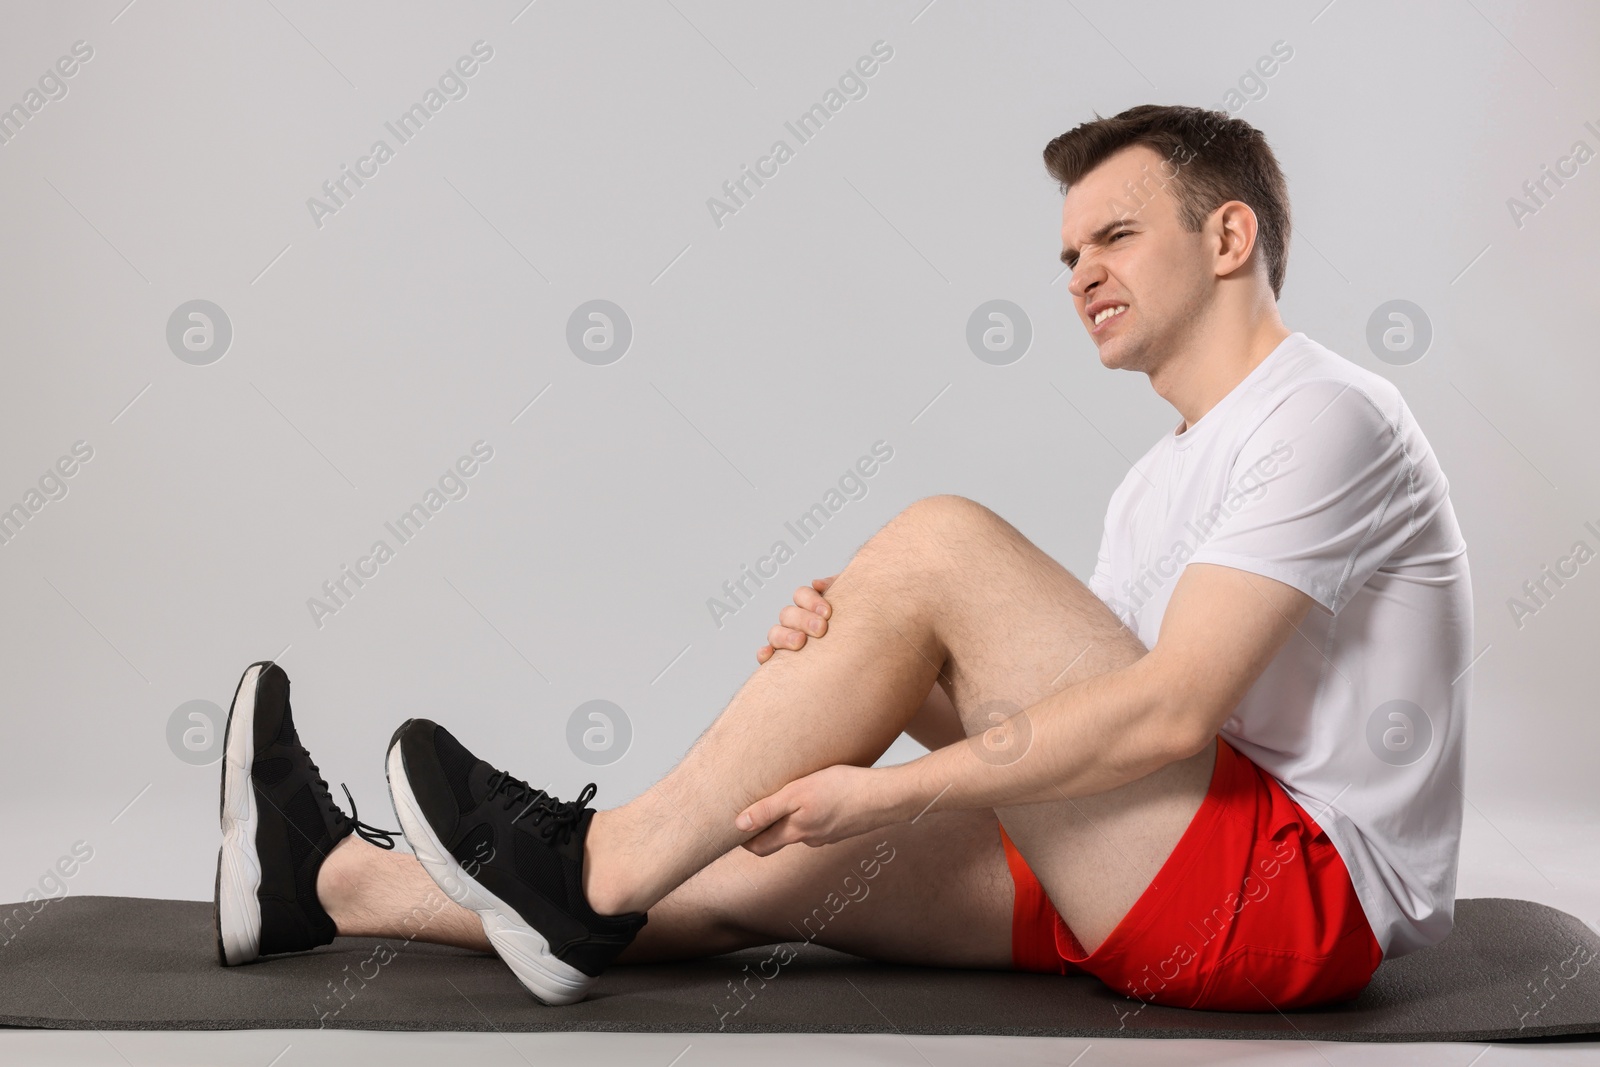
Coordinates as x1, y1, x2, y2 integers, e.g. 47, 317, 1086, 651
1001, 735, 1383, 1012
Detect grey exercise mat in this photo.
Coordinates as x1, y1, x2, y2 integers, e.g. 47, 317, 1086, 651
1, 896, 1597, 1041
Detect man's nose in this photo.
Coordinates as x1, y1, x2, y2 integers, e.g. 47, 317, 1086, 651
1068, 267, 1099, 302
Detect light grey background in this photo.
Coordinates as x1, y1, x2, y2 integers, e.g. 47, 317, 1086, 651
2, 0, 1598, 1016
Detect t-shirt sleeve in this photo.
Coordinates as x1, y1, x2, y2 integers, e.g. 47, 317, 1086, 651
1186, 380, 1424, 615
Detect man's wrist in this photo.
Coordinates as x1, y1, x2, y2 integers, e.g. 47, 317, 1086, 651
879, 758, 942, 825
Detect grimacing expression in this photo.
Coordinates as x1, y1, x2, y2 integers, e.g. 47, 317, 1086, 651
1061, 144, 1214, 374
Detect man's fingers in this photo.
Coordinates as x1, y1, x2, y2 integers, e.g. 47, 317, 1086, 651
761, 577, 838, 662
779, 604, 827, 637
740, 801, 814, 855
795, 584, 832, 619
802, 580, 834, 618
740, 822, 795, 856
793, 585, 824, 618
735, 794, 777, 835
766, 622, 808, 652
737, 785, 802, 835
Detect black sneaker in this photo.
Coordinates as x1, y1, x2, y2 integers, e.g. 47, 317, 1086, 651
384, 718, 647, 1005
215, 661, 399, 966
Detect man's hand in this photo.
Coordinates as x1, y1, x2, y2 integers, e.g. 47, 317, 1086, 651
734, 764, 904, 855
756, 574, 839, 664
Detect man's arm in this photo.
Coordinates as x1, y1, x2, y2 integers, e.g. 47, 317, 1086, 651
883, 562, 1314, 815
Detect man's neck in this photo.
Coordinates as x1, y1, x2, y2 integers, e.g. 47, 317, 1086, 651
1155, 318, 1294, 434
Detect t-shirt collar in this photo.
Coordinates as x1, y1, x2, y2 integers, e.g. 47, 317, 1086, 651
1170, 332, 1306, 450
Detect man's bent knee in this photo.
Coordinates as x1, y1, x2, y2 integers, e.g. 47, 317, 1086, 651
899, 494, 993, 530
844, 495, 979, 588
875, 494, 1011, 561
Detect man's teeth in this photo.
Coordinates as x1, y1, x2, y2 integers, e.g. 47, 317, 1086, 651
1094, 305, 1129, 326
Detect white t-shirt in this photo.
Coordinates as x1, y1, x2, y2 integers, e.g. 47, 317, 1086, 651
1088, 330, 1472, 960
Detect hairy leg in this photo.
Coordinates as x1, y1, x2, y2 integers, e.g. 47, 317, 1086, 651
616, 806, 1013, 968
317, 834, 491, 952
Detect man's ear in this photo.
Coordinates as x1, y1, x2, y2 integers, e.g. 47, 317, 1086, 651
1210, 200, 1260, 279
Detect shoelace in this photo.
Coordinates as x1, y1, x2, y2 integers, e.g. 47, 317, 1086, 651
487, 772, 598, 847
298, 748, 399, 850
339, 782, 400, 850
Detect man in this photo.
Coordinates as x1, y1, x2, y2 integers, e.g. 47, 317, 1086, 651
214, 104, 1471, 1013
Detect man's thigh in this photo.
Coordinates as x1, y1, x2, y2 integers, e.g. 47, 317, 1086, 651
891, 495, 1217, 958
616, 806, 1014, 970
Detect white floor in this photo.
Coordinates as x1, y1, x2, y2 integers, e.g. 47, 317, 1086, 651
4, 808, 1598, 1065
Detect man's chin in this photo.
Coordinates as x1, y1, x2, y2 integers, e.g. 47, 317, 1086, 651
1095, 339, 1128, 369
1095, 339, 1147, 373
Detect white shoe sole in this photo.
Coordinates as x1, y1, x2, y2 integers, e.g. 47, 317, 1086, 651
216, 663, 265, 966
385, 739, 593, 1005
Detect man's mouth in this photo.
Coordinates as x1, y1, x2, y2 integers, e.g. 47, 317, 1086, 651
1091, 304, 1129, 332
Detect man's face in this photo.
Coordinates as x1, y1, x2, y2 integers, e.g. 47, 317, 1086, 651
1061, 144, 1211, 372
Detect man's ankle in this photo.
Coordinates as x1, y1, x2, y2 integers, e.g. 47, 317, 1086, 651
583, 809, 648, 916
314, 833, 369, 930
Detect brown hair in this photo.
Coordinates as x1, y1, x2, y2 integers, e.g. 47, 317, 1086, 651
1043, 104, 1291, 300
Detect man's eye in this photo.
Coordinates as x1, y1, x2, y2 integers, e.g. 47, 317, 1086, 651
1112, 231, 1131, 241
